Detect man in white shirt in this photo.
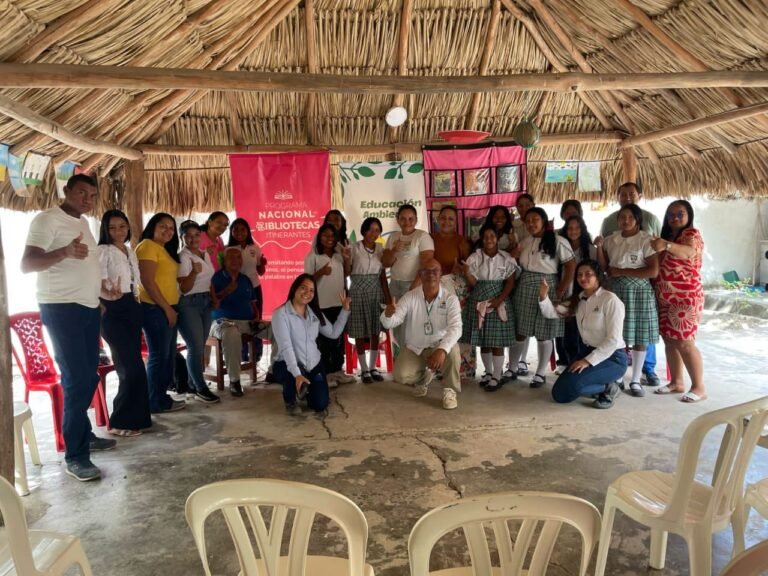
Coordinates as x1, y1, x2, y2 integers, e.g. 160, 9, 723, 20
21, 174, 115, 482
381, 259, 463, 409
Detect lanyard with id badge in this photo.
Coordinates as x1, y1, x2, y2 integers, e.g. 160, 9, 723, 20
424, 299, 435, 335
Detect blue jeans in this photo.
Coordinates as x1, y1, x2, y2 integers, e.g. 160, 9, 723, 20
142, 303, 177, 412
644, 343, 657, 374
39, 303, 100, 464
177, 292, 212, 393
552, 349, 628, 404
273, 360, 329, 412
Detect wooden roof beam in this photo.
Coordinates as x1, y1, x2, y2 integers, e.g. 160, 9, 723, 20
465, 0, 502, 130
620, 101, 768, 149
225, 93, 243, 146
526, 0, 659, 163
0, 94, 142, 159
304, 0, 318, 145
388, 0, 414, 144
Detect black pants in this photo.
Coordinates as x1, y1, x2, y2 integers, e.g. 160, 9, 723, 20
101, 295, 152, 430
317, 306, 344, 374
274, 360, 329, 412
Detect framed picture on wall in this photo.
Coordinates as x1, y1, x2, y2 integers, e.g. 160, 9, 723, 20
496, 165, 520, 193
463, 168, 490, 196
464, 214, 486, 242
431, 171, 456, 197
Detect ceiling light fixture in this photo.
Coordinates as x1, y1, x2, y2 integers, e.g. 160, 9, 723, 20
385, 106, 408, 127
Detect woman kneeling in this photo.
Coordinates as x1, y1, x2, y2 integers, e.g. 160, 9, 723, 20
271, 274, 351, 415
540, 260, 628, 409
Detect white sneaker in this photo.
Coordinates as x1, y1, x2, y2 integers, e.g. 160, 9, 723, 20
413, 370, 433, 397
331, 371, 356, 385
442, 388, 458, 410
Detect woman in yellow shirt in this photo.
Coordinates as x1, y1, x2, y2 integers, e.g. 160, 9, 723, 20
137, 213, 184, 413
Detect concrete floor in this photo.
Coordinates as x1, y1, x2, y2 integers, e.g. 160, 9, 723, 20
13, 309, 768, 576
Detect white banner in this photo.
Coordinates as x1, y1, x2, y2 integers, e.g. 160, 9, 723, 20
340, 161, 427, 243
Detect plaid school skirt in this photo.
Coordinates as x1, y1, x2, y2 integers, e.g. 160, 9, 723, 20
513, 271, 563, 340
348, 274, 384, 339
611, 276, 659, 346
461, 280, 515, 347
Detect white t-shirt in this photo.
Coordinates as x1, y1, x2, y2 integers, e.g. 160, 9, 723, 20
237, 244, 263, 288
99, 244, 140, 298
25, 207, 100, 308
304, 251, 345, 309
385, 229, 434, 282
519, 235, 575, 274
178, 248, 215, 295
350, 241, 383, 275
603, 231, 655, 270
467, 249, 519, 281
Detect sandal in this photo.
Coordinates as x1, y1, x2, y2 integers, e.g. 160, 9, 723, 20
370, 369, 384, 382
361, 371, 374, 384
654, 384, 684, 395
530, 374, 546, 389
479, 372, 492, 387
681, 391, 707, 403
629, 382, 645, 397
108, 428, 142, 438
484, 378, 502, 392
501, 369, 517, 383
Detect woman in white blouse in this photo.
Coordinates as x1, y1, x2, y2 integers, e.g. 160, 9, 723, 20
176, 220, 219, 404
461, 225, 519, 391
538, 259, 628, 409
304, 223, 354, 385
595, 203, 659, 398
348, 217, 385, 383
382, 204, 435, 354
97, 210, 151, 436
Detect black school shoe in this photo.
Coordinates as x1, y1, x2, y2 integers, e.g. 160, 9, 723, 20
230, 381, 244, 397
195, 388, 221, 404
593, 381, 621, 409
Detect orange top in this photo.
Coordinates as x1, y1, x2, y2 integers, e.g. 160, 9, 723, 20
431, 232, 471, 275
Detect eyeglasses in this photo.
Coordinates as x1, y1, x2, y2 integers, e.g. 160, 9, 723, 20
419, 269, 441, 276
666, 210, 686, 220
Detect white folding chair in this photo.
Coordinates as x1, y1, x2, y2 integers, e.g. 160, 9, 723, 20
594, 396, 768, 576
0, 475, 93, 575
733, 478, 768, 554
721, 540, 768, 576
408, 491, 601, 576
185, 478, 375, 576
14, 402, 41, 496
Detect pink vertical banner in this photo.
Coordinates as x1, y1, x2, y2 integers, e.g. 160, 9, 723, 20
229, 152, 331, 319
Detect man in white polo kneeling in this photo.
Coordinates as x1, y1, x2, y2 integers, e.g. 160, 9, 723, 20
381, 259, 462, 409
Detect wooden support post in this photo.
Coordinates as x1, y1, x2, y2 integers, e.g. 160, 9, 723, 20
123, 160, 145, 248
465, 0, 502, 130
388, 0, 414, 143
621, 147, 638, 183
0, 223, 13, 485
304, 0, 318, 145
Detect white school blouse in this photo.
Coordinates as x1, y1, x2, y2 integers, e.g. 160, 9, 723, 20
602, 231, 655, 269
350, 241, 383, 275
99, 244, 141, 299
178, 248, 215, 295
539, 288, 626, 366
466, 249, 519, 281
237, 243, 263, 288
385, 230, 434, 282
518, 235, 575, 274
304, 250, 346, 309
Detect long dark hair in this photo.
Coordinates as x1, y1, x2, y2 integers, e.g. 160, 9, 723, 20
141, 213, 180, 262
315, 223, 338, 255
483, 205, 513, 236
200, 211, 229, 233
98, 209, 131, 245
227, 217, 255, 246
660, 200, 695, 241
559, 199, 583, 219
286, 273, 326, 326
559, 215, 592, 261
526, 207, 557, 260
324, 209, 348, 245
478, 224, 499, 255
618, 203, 644, 230
568, 258, 607, 310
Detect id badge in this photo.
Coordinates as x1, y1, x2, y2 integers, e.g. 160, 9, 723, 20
424, 320, 434, 335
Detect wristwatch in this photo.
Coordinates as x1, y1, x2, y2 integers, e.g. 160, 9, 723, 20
665, 242, 672, 251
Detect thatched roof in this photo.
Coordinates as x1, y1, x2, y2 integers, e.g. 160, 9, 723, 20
1, 0, 767, 213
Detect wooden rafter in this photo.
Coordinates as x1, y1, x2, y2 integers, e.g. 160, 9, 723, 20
225, 93, 244, 146
0, 94, 142, 159
465, 0, 502, 130
304, 0, 318, 145
11, 0, 234, 155
388, 0, 414, 144
527, 0, 660, 163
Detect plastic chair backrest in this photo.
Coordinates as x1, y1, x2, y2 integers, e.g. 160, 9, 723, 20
662, 395, 768, 525
9, 312, 58, 386
0, 475, 38, 574
185, 478, 369, 576
408, 491, 601, 576
721, 540, 768, 576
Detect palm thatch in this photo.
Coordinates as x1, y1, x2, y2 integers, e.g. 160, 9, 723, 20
0, 0, 767, 213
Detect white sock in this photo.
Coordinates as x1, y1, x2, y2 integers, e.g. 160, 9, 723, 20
481, 352, 493, 375
519, 337, 531, 367
492, 355, 504, 380
358, 352, 369, 372
368, 348, 378, 371
536, 340, 553, 376
508, 341, 526, 368
631, 350, 646, 382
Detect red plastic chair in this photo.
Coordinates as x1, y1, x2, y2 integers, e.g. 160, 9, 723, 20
9, 312, 107, 452
345, 331, 394, 374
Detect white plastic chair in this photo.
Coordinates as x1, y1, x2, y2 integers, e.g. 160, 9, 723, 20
733, 478, 768, 554
14, 402, 41, 496
594, 395, 768, 576
185, 478, 375, 576
0, 475, 93, 575
721, 539, 768, 576
408, 491, 601, 576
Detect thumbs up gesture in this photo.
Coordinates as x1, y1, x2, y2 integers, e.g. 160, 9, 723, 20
384, 297, 397, 318
64, 232, 89, 260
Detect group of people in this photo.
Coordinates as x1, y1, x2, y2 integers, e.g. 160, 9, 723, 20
22, 174, 706, 484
